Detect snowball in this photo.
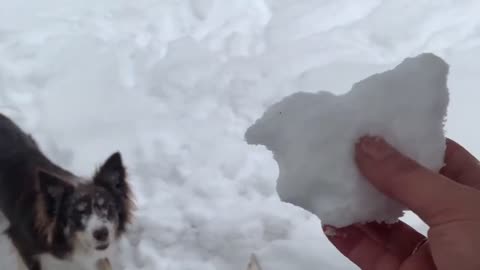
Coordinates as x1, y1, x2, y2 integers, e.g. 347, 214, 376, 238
245, 53, 449, 227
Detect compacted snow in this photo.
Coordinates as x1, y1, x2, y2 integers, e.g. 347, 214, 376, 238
1, 1, 480, 269
246, 53, 449, 227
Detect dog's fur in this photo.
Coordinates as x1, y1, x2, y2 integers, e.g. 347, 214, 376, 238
0, 114, 134, 270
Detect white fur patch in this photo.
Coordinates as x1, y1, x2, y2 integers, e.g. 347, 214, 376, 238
39, 220, 116, 270
75, 212, 115, 252
48, 209, 118, 270
0, 211, 9, 231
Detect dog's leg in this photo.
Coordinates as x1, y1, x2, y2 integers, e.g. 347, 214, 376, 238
9, 237, 41, 270
14, 250, 40, 270
16, 251, 29, 270
96, 258, 112, 270
16, 252, 40, 270
14, 244, 27, 270
246, 254, 261, 270
6, 234, 28, 270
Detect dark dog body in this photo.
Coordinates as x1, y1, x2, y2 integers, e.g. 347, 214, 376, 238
0, 114, 134, 270
0, 115, 72, 268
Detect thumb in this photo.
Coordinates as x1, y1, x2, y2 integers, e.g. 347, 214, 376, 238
355, 136, 477, 226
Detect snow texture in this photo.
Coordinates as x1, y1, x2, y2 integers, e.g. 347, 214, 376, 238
245, 53, 449, 227
0, 0, 479, 269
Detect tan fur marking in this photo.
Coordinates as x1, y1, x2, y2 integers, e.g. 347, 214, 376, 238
34, 191, 56, 245
123, 169, 136, 225
96, 258, 113, 270
33, 169, 71, 245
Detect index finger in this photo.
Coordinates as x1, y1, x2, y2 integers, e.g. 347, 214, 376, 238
355, 136, 479, 226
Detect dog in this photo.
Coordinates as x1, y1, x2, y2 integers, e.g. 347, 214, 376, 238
0, 114, 134, 270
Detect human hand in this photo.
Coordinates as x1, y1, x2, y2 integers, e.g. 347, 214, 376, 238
322, 137, 480, 270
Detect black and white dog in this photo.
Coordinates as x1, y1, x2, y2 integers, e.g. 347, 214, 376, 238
0, 114, 134, 270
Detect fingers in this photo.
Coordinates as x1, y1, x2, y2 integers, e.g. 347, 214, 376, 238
400, 243, 437, 270
323, 224, 435, 270
440, 138, 480, 189
358, 221, 426, 260
355, 136, 477, 226
323, 225, 402, 270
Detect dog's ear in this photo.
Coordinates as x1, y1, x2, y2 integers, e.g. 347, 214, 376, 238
95, 152, 135, 229
94, 152, 127, 195
36, 170, 74, 214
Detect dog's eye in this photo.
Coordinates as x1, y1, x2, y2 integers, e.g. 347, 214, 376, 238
114, 182, 122, 191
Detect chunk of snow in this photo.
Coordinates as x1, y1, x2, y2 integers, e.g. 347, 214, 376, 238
245, 53, 449, 227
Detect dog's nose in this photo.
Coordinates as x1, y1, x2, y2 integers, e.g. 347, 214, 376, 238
93, 227, 109, 242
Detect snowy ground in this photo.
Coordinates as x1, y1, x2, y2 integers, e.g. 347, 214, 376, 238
1, 1, 480, 269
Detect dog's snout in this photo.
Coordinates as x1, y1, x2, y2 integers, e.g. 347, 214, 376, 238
93, 227, 109, 242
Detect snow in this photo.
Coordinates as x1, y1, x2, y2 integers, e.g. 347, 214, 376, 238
245, 53, 449, 227
0, 1, 479, 270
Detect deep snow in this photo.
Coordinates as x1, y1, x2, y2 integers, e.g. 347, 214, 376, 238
0, 0, 480, 269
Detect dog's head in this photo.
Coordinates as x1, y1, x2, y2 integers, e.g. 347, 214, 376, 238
34, 152, 134, 255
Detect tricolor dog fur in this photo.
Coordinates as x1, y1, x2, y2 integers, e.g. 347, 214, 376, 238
0, 114, 134, 270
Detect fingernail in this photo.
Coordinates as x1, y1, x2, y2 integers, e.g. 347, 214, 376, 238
323, 225, 338, 237
322, 225, 364, 255
323, 225, 349, 239
357, 136, 395, 160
